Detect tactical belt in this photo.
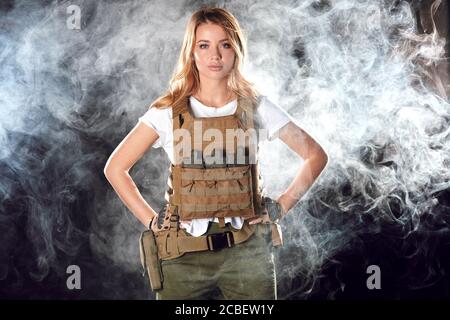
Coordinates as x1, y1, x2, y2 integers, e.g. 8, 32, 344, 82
155, 218, 262, 260
176, 221, 256, 252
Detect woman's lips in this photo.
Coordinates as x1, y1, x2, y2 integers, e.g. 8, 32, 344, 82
208, 65, 223, 71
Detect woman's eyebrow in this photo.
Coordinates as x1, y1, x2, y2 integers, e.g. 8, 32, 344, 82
196, 39, 229, 43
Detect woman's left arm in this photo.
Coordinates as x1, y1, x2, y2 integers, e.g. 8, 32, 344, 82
276, 121, 329, 215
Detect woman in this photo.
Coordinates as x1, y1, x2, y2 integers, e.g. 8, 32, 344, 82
104, 7, 328, 300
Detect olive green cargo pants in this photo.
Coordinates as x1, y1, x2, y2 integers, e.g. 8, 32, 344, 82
155, 222, 277, 300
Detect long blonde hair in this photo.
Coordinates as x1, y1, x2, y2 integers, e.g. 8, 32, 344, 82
150, 7, 259, 109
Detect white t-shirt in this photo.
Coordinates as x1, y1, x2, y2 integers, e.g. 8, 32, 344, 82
138, 95, 293, 236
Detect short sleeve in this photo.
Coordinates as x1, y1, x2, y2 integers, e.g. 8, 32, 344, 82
138, 106, 172, 148
255, 96, 295, 141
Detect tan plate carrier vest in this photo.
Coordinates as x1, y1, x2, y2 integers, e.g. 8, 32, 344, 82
152, 95, 283, 261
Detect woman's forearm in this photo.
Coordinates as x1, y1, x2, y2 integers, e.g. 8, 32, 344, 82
277, 153, 328, 213
104, 170, 157, 227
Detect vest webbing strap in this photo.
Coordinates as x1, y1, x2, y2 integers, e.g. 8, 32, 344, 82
181, 184, 250, 196
180, 165, 251, 180
169, 178, 249, 197
178, 208, 255, 219
171, 165, 182, 205
179, 193, 251, 205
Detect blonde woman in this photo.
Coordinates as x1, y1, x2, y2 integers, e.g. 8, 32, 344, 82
104, 7, 328, 300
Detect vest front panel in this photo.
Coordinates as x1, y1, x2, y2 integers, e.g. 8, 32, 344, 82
166, 96, 264, 220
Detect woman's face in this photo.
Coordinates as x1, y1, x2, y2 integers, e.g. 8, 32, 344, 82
192, 22, 236, 82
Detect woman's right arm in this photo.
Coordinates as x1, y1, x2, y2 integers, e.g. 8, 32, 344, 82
103, 121, 160, 229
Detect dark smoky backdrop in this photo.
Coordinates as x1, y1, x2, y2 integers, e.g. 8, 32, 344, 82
0, 0, 449, 299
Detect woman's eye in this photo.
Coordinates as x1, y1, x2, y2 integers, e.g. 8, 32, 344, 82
223, 43, 231, 49
199, 44, 208, 49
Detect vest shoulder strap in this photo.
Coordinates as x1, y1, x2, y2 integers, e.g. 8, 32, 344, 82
236, 95, 262, 130
172, 96, 189, 118
172, 96, 190, 132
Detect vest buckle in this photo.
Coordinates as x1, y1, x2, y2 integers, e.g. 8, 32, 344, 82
206, 231, 235, 251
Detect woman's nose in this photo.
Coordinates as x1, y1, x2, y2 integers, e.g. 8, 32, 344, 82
210, 46, 221, 60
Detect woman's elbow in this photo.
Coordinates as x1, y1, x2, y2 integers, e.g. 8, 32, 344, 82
103, 164, 115, 181
320, 148, 328, 163
309, 146, 328, 169
103, 161, 125, 180
317, 148, 329, 169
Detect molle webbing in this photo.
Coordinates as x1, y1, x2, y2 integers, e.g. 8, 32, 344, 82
167, 96, 263, 220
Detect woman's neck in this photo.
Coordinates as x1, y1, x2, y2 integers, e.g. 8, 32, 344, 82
193, 80, 236, 108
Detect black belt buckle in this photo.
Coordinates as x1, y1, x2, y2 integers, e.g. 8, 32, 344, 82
207, 231, 235, 251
